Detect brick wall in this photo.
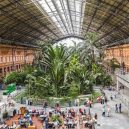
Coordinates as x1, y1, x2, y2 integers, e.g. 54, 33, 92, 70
0, 44, 35, 77
105, 44, 129, 73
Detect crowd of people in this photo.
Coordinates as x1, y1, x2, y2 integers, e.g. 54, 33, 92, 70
0, 86, 125, 129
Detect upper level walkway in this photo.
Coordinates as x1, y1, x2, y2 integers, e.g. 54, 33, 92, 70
116, 73, 129, 89
116, 73, 129, 111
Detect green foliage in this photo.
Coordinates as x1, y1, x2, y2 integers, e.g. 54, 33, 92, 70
4, 71, 26, 85
6, 32, 113, 100
4, 65, 36, 85
89, 91, 102, 102
69, 81, 79, 98
51, 115, 62, 124
109, 58, 120, 73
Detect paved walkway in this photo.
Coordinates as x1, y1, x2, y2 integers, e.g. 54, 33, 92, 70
1, 90, 129, 129
91, 90, 129, 129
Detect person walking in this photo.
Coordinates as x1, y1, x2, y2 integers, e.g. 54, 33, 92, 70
107, 106, 110, 117
119, 103, 122, 113
105, 97, 107, 104
114, 94, 117, 99
102, 96, 105, 104
102, 105, 106, 117
115, 104, 118, 113
68, 100, 71, 107
110, 94, 113, 100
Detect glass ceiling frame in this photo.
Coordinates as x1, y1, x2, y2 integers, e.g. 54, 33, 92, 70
34, 0, 86, 36
1, 0, 129, 47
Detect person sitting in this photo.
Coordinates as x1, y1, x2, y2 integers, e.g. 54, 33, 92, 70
79, 108, 83, 115
62, 111, 66, 118
2, 122, 8, 129
71, 110, 75, 117
74, 119, 78, 126
32, 109, 36, 113
94, 113, 97, 120
29, 117, 33, 125
18, 118, 26, 127
85, 121, 92, 128
12, 122, 17, 128
53, 120, 59, 128
68, 118, 74, 128
39, 110, 44, 115
64, 119, 68, 126
84, 109, 86, 115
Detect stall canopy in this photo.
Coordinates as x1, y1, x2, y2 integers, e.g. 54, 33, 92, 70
1, 0, 129, 47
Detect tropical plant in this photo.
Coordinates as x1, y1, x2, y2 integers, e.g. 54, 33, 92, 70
109, 58, 120, 73
4, 71, 26, 85
43, 45, 69, 97
5, 32, 113, 100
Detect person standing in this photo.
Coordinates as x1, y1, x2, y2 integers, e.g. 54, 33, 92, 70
74, 99, 77, 106
119, 103, 122, 113
68, 100, 71, 107
107, 106, 110, 117
102, 96, 105, 104
115, 104, 118, 113
76, 99, 80, 106
102, 105, 106, 117
114, 94, 117, 99
44, 101, 47, 113
110, 94, 113, 100
45, 116, 49, 129
105, 97, 107, 104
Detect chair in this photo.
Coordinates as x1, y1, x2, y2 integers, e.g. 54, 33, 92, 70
28, 125, 36, 129
16, 125, 21, 129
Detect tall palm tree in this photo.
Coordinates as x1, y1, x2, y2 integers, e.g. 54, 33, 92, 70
43, 45, 69, 97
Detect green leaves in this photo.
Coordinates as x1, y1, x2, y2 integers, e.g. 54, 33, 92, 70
8, 33, 113, 99
4, 71, 26, 85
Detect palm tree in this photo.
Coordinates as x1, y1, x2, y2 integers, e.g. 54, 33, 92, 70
43, 45, 69, 97
25, 74, 36, 96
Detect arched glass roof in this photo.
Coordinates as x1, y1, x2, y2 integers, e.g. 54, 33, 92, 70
1, 0, 129, 47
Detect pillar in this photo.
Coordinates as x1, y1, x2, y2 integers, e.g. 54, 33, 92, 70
24, 48, 27, 64
116, 78, 120, 91
2, 68, 4, 77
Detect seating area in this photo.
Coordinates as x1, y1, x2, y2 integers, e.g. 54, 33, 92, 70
0, 105, 97, 129
1, 0, 129, 129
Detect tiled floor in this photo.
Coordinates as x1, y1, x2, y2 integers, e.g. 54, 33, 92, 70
3, 90, 129, 129
5, 115, 43, 129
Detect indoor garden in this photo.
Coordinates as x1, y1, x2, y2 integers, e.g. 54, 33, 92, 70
4, 33, 113, 105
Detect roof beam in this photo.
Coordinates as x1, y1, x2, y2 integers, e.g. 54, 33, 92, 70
82, 13, 128, 38
9, 0, 59, 38
105, 37, 129, 48
42, 0, 66, 34
0, 38, 38, 48
0, 8, 51, 40
93, 18, 129, 44
1, 24, 43, 41
51, 0, 69, 34
96, 0, 127, 32
65, 0, 74, 34
79, 0, 85, 36
53, 35, 84, 43
86, 0, 100, 33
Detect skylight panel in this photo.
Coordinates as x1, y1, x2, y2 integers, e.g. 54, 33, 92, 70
33, 0, 86, 36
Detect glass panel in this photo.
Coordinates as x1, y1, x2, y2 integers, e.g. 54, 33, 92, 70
33, 0, 86, 36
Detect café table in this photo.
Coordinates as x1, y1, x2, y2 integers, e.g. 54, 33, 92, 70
28, 125, 36, 129
0, 124, 7, 128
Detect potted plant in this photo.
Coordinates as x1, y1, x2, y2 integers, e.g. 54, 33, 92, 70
3, 110, 8, 119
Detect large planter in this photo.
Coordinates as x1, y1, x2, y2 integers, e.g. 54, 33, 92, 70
3, 111, 8, 119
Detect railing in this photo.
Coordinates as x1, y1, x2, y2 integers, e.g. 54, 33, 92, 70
115, 69, 129, 75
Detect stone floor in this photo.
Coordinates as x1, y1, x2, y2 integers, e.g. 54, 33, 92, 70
92, 90, 129, 129
1, 89, 129, 129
